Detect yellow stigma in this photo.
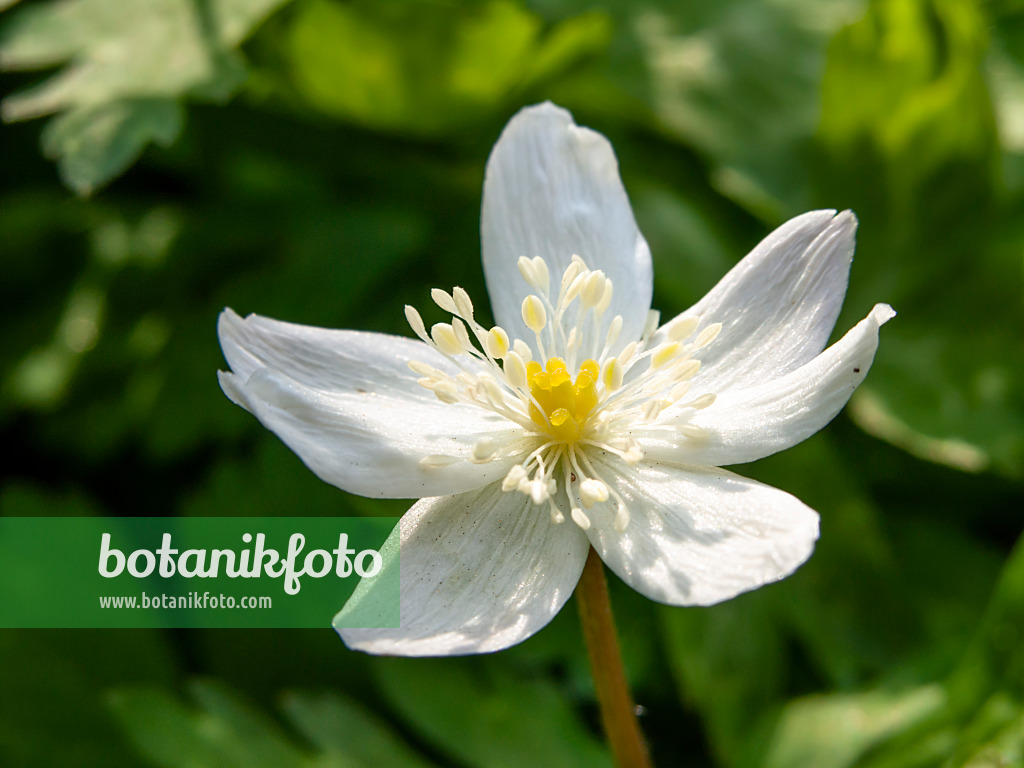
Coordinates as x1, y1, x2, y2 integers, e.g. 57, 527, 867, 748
527, 357, 599, 443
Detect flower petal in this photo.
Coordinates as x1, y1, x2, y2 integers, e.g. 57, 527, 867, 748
659, 210, 857, 392
645, 304, 896, 467
584, 458, 819, 606
481, 102, 653, 354
336, 482, 590, 656
218, 309, 522, 498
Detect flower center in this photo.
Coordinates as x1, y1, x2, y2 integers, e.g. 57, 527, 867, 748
527, 357, 599, 443
403, 254, 721, 532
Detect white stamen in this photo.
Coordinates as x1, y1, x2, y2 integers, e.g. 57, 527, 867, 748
472, 437, 496, 462
431, 380, 459, 403
517, 257, 538, 288
686, 393, 717, 409
602, 358, 623, 392
641, 309, 660, 342
693, 323, 723, 349
581, 270, 607, 308
485, 326, 510, 359
570, 507, 592, 530
522, 295, 547, 332
530, 479, 548, 506
512, 338, 532, 362
596, 277, 613, 314
651, 342, 681, 369
451, 317, 472, 351
452, 286, 474, 318
613, 504, 630, 532
502, 465, 527, 491
503, 351, 528, 390
667, 316, 699, 341
419, 454, 459, 468
605, 315, 623, 350
580, 478, 609, 508
405, 305, 429, 342
431, 323, 465, 356
431, 288, 458, 314
531, 256, 550, 293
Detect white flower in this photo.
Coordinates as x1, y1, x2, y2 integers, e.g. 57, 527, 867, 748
217, 102, 894, 657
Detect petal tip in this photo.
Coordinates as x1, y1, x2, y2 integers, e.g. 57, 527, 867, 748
871, 303, 897, 325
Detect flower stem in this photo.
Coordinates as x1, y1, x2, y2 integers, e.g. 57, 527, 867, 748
576, 546, 652, 768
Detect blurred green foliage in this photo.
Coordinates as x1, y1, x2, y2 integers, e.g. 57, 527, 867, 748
1, 0, 1022, 766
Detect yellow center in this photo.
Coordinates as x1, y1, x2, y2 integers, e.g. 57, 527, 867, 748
526, 357, 599, 444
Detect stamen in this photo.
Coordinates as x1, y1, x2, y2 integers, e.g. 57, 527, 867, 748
472, 437, 496, 462
641, 309, 660, 342
693, 322, 723, 348
485, 327, 510, 359
570, 507, 592, 530
431, 288, 458, 314
419, 454, 460, 468
581, 270, 607, 308
452, 286, 474, 318
666, 316, 699, 341
686, 393, 717, 409
407, 254, 724, 536
430, 323, 465, 356
405, 305, 429, 342
580, 478, 609, 508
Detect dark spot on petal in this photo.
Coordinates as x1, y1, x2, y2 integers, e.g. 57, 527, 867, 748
356, 388, 367, 393
853, 367, 860, 373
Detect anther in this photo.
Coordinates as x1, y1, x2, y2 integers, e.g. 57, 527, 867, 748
472, 437, 497, 462
580, 478, 609, 508
419, 454, 460, 468
613, 504, 631, 532
485, 327, 510, 359
605, 315, 623, 349
693, 323, 723, 349
581, 270, 607, 308
522, 295, 547, 332
502, 465, 527, 491
570, 507, 592, 530
405, 305, 429, 341
651, 342, 681, 369
602, 358, 623, 392
452, 286, 474, 318
641, 309, 661, 342
686, 393, 717, 409
430, 288, 458, 314
430, 323, 465, 356
667, 315, 699, 341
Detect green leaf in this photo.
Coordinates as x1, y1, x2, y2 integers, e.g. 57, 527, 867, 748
756, 685, 947, 768
286, 0, 610, 135
40, 99, 183, 195
376, 656, 613, 768
632, 0, 857, 215
281, 691, 438, 768
108, 680, 440, 768
0, 0, 292, 193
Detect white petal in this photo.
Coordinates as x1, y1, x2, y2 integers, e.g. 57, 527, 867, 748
658, 210, 857, 392
585, 458, 819, 606
218, 309, 522, 498
481, 102, 653, 354
336, 483, 590, 656
645, 304, 896, 467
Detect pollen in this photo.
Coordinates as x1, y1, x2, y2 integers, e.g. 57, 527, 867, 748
527, 357, 599, 444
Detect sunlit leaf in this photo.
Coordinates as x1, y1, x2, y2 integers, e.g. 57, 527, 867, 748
0, 0, 292, 193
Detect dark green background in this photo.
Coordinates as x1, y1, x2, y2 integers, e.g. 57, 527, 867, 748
1, 0, 1022, 766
